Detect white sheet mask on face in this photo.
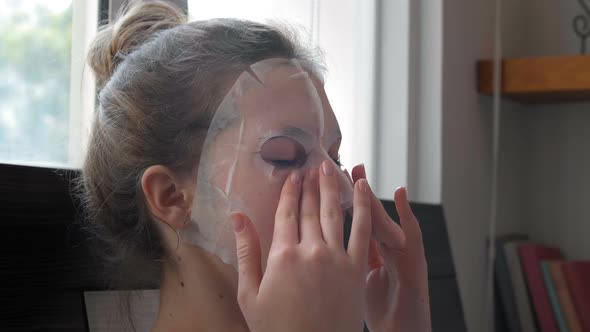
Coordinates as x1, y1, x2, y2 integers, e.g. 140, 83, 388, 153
181, 58, 354, 268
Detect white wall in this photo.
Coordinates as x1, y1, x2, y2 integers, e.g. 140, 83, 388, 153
518, 0, 590, 260
523, 104, 590, 259
374, 0, 501, 329
441, 0, 530, 330
441, 2, 494, 331
482, 0, 590, 265
377, 0, 536, 329
440, 1, 590, 331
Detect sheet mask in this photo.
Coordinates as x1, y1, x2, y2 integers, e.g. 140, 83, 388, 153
181, 58, 354, 268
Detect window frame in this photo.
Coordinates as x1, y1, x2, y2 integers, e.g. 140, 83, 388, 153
66, 0, 100, 169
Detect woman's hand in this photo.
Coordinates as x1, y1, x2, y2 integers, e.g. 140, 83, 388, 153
232, 161, 372, 332
351, 165, 432, 332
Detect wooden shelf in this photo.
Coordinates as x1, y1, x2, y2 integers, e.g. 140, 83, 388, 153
477, 55, 590, 103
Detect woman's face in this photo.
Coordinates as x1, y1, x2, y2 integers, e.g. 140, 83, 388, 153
187, 59, 352, 270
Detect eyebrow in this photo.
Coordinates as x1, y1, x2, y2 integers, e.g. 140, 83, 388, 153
280, 126, 342, 141
280, 126, 312, 140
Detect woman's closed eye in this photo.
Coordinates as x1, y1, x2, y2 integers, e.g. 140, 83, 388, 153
259, 136, 343, 169
260, 136, 308, 168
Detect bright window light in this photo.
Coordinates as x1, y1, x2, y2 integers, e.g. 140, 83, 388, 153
0, 0, 97, 169
0, 1, 73, 167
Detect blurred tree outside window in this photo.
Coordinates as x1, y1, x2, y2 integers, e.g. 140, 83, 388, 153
0, 0, 73, 167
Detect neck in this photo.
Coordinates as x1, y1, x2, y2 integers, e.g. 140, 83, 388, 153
152, 244, 248, 332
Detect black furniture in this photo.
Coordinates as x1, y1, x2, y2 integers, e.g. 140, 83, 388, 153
378, 201, 467, 332
0, 163, 466, 331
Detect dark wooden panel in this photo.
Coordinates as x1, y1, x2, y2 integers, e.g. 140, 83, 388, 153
349, 200, 466, 331
0, 164, 96, 331
362, 277, 467, 332
1, 292, 87, 332
379, 201, 466, 331
0, 164, 102, 292
345, 200, 457, 279
429, 277, 468, 332
1, 164, 465, 331
1, 165, 457, 287
380, 201, 457, 279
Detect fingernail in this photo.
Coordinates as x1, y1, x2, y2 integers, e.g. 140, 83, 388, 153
321, 160, 334, 176
290, 171, 302, 184
396, 186, 407, 196
358, 179, 369, 193
231, 215, 245, 233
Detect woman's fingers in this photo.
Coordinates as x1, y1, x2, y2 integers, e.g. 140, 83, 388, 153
351, 163, 366, 183
319, 160, 345, 248
272, 172, 303, 247
343, 168, 354, 186
394, 187, 424, 250
233, 213, 262, 306
380, 188, 428, 299
352, 164, 405, 250
299, 168, 323, 243
368, 239, 384, 271
371, 193, 406, 250
347, 178, 372, 267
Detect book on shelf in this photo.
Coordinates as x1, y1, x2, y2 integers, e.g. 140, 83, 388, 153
504, 241, 537, 332
494, 234, 528, 332
547, 261, 582, 332
518, 244, 563, 332
561, 262, 590, 331
541, 261, 569, 332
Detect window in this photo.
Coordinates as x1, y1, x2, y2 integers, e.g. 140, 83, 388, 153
2, 0, 390, 187
188, 0, 377, 181
0, 0, 98, 168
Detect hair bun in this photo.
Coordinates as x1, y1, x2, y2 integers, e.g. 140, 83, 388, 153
88, 0, 186, 88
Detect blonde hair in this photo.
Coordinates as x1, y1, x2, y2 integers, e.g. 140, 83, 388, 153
79, 0, 320, 288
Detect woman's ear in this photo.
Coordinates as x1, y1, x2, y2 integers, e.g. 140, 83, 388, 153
141, 165, 193, 229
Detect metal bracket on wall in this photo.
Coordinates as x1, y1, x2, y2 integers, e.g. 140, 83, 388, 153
573, 0, 590, 54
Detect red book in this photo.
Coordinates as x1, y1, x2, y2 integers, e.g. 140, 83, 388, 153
518, 244, 563, 332
562, 262, 590, 330
548, 262, 582, 332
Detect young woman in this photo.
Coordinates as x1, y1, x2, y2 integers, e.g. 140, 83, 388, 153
81, 1, 431, 331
